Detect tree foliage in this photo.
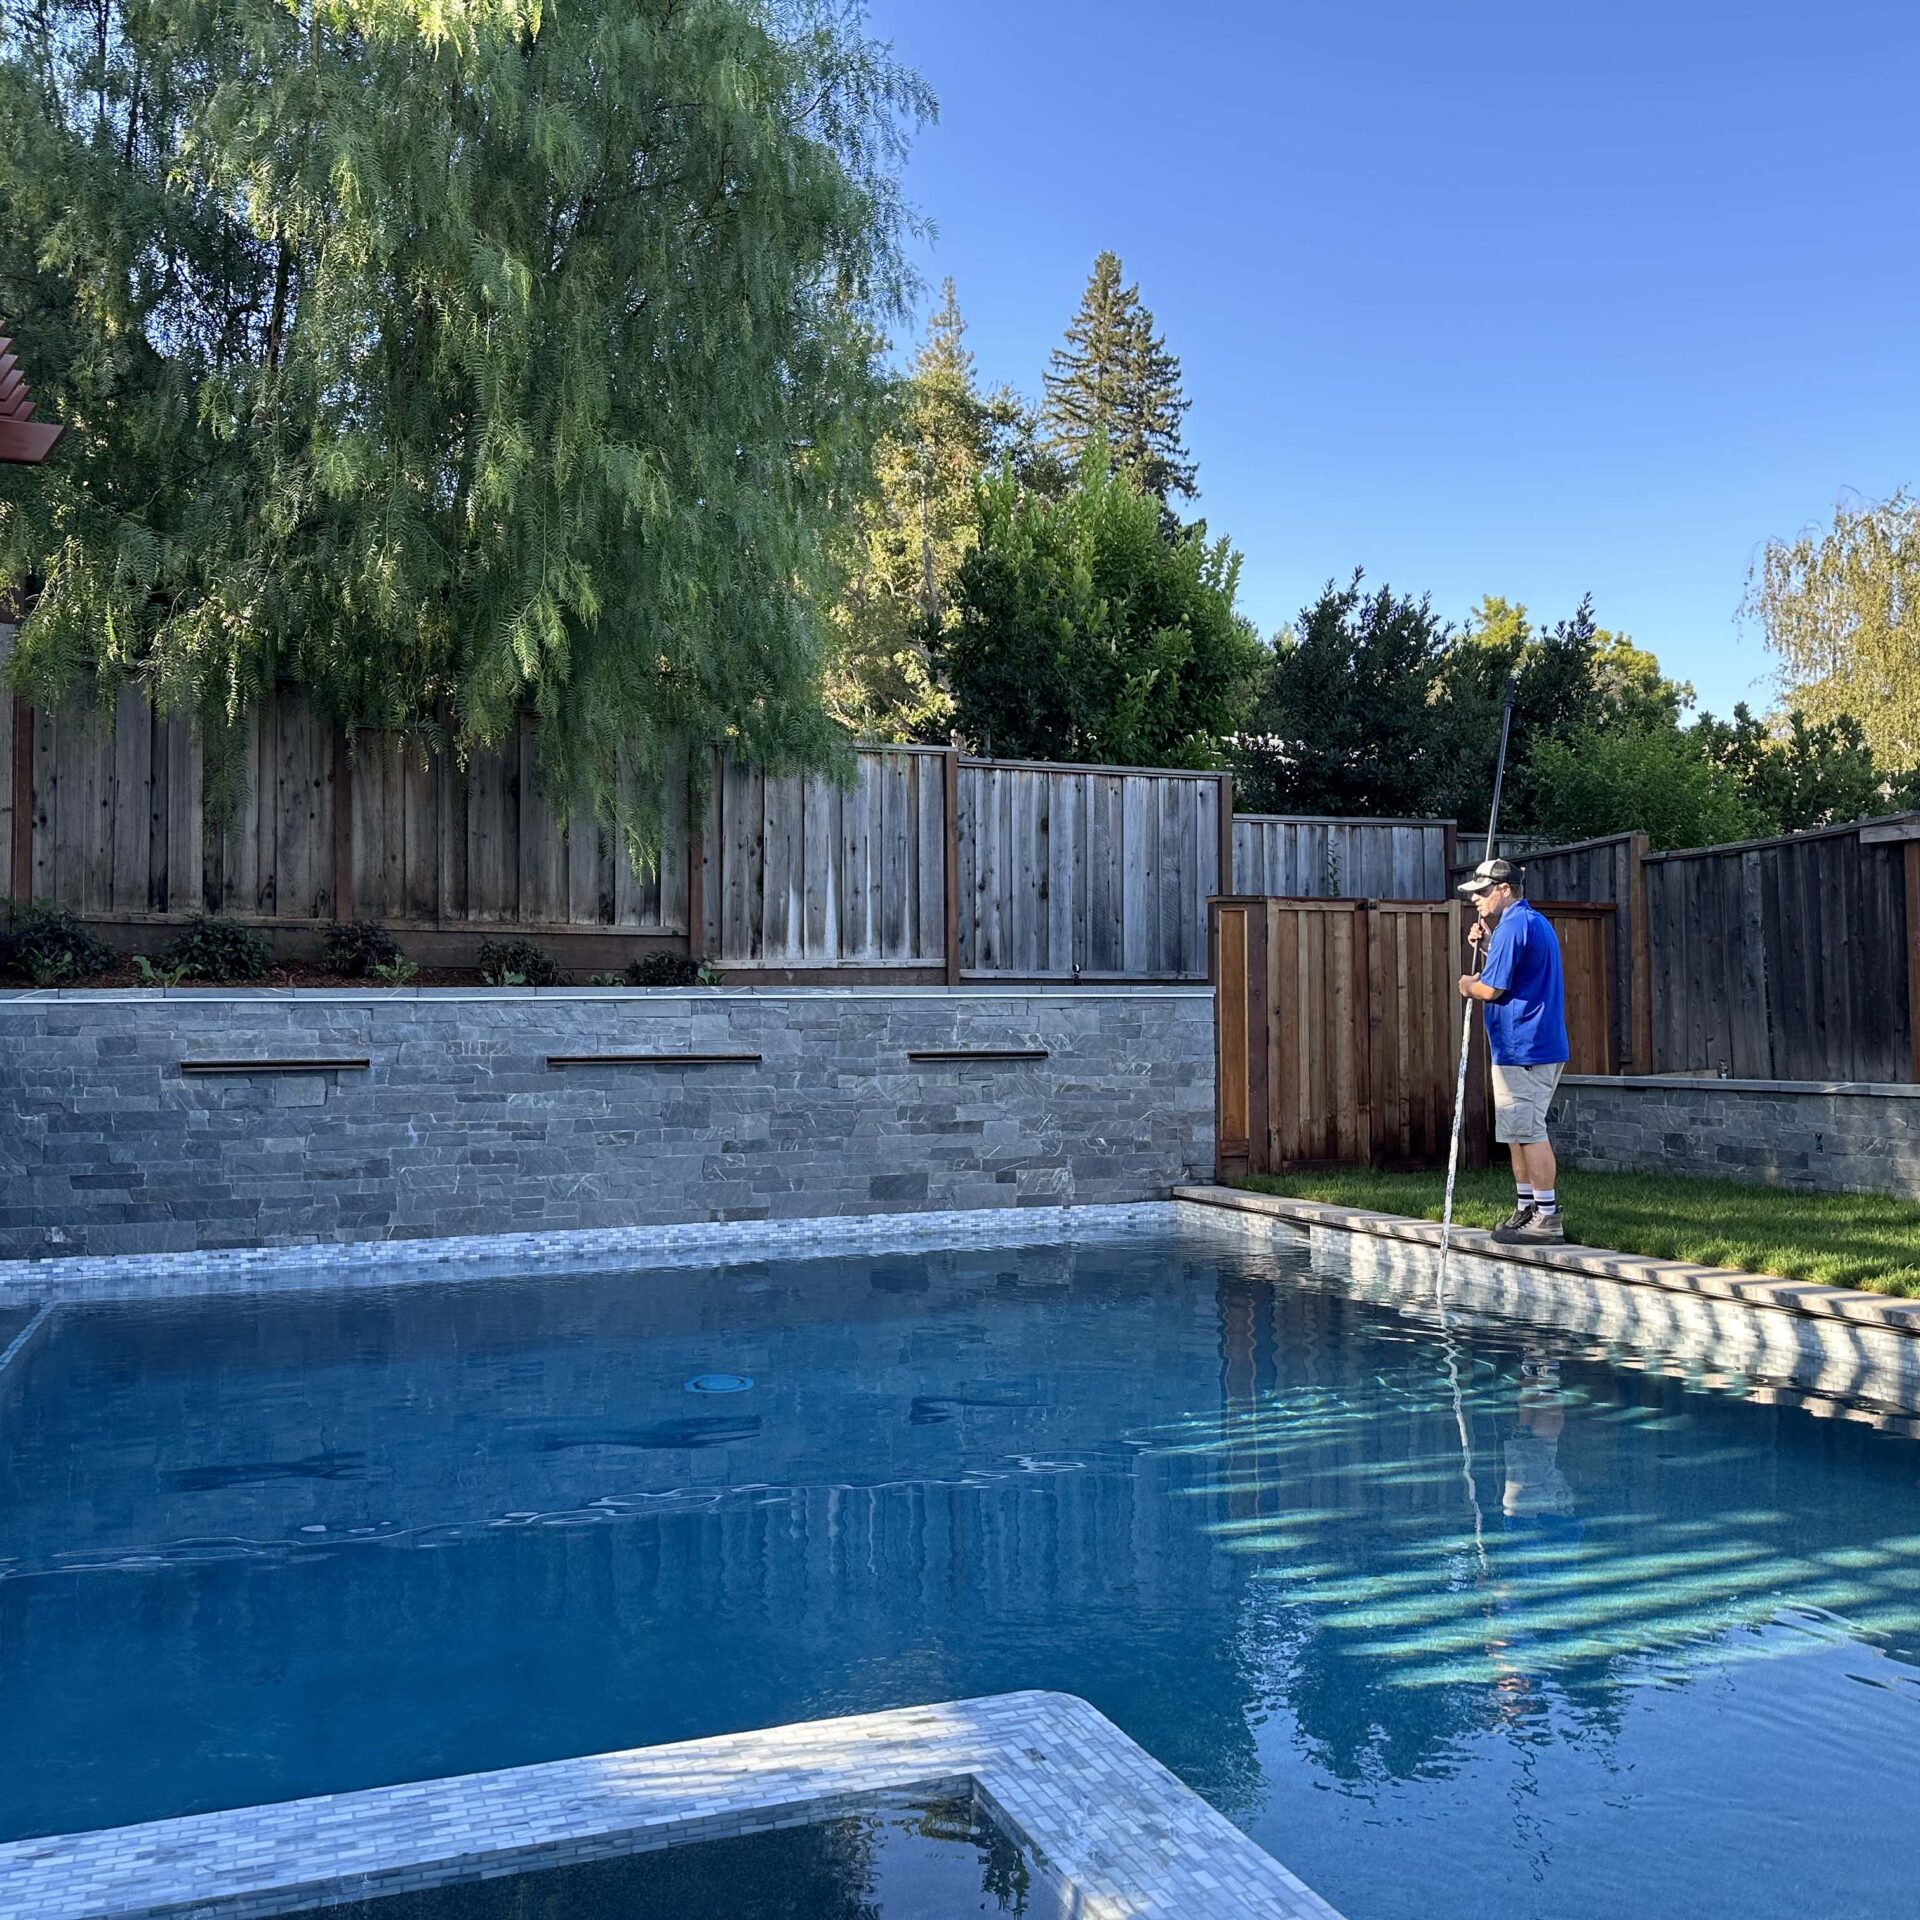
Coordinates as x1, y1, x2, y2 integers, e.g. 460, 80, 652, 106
1233, 574, 1455, 817
1745, 492, 1920, 775
1042, 250, 1196, 506
1696, 704, 1917, 835
825, 279, 985, 743
0, 0, 930, 846
938, 450, 1260, 766
1527, 726, 1761, 851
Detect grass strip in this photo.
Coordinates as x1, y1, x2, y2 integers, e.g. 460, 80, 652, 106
1237, 1167, 1920, 1299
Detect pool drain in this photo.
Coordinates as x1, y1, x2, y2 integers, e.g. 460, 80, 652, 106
685, 1373, 754, 1394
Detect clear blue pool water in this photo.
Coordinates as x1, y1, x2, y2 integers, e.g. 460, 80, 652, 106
4, 1232, 1920, 1920
310, 1791, 1047, 1919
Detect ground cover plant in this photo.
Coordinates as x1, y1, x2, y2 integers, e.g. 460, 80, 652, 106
321, 920, 402, 979
476, 938, 563, 988
1240, 1166, 1920, 1298
161, 916, 271, 982
0, 902, 114, 985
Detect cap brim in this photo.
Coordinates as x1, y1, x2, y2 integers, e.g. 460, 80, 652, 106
1456, 879, 1491, 896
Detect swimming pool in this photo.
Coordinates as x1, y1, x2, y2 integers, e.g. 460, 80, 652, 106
3, 1225, 1918, 1920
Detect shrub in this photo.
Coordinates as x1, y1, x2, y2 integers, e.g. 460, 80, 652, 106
163, 915, 272, 982
321, 919, 402, 979
624, 951, 703, 988
477, 937, 563, 987
3, 901, 114, 986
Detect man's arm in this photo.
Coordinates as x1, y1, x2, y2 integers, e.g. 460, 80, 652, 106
1459, 914, 1519, 1002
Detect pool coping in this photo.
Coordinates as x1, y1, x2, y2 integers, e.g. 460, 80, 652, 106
1171, 1184, 1920, 1340
0, 1692, 1344, 1920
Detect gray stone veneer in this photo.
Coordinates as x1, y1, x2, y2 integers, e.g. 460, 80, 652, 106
0, 987, 1213, 1260
1552, 1072, 1920, 1198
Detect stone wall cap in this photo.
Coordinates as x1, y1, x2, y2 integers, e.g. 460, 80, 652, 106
1560, 1072, 1920, 1099
0, 984, 1214, 1008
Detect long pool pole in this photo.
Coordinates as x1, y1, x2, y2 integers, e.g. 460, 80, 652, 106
1436, 676, 1518, 1314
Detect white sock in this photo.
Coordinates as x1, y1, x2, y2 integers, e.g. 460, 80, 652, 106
1534, 1188, 1558, 1216
1514, 1185, 1534, 1204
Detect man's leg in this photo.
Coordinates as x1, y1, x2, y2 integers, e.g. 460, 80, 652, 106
1518, 1139, 1557, 1196
1520, 1139, 1559, 1222
1508, 1144, 1535, 1217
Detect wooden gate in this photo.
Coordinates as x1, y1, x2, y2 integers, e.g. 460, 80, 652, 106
1212, 895, 1619, 1179
1211, 898, 1489, 1179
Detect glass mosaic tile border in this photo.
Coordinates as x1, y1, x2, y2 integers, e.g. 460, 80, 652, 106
0, 1692, 1344, 1920
0, 1201, 1204, 1303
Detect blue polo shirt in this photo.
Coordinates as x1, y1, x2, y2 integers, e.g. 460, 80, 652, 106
1478, 899, 1569, 1067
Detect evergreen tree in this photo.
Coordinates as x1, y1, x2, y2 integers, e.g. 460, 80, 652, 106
1232, 574, 1453, 817
939, 447, 1259, 766
1043, 251, 1196, 506
827, 279, 991, 741
0, 0, 931, 849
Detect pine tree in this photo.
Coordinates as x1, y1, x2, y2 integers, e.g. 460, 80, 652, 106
1042, 251, 1197, 506
0, 0, 931, 850
827, 279, 992, 740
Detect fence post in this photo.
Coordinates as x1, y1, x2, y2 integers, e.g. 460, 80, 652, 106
685, 754, 707, 964
1353, 903, 1373, 1165
1212, 899, 1251, 1181
1216, 770, 1235, 898
1906, 841, 1920, 1084
330, 727, 353, 922
1626, 830, 1653, 1073
9, 695, 30, 906
942, 746, 961, 986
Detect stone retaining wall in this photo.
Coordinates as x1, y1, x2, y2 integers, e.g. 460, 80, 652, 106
0, 988, 1214, 1260
1554, 1072, 1920, 1197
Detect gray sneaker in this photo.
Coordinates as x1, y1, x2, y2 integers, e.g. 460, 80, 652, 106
1496, 1210, 1567, 1247
1492, 1204, 1536, 1238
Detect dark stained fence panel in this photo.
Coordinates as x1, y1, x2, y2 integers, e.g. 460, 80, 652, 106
1645, 821, 1917, 1082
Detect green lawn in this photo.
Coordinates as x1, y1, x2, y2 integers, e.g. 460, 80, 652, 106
1237, 1166, 1920, 1299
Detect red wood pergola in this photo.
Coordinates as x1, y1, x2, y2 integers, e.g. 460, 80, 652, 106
0, 336, 62, 464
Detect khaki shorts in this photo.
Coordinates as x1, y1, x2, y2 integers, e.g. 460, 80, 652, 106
1491, 1061, 1564, 1145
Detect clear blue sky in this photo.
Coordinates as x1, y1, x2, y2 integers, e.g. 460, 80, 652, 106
867, 0, 1919, 718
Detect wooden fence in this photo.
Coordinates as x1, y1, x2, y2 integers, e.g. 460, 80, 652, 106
1644, 818, 1920, 1083
0, 637, 1469, 979
1483, 816, 1920, 1084
1211, 897, 1490, 1176
1211, 894, 1618, 1177
1232, 815, 1453, 900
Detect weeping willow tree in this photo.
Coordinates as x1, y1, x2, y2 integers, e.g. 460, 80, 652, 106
1744, 493, 1920, 776
0, 0, 930, 845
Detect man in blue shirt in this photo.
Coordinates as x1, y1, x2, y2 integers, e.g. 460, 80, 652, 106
1456, 859, 1571, 1245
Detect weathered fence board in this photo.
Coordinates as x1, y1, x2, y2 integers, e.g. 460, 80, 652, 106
955, 762, 1228, 978
701, 746, 945, 967
1234, 815, 1451, 899
1212, 897, 1492, 1176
